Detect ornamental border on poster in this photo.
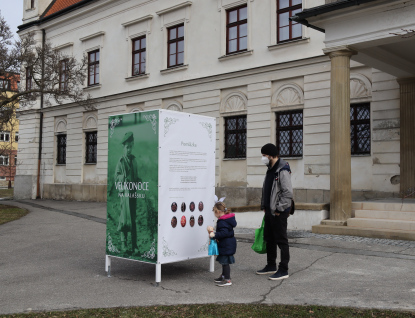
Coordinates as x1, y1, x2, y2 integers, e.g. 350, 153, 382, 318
164, 117, 179, 136
109, 117, 122, 138
143, 114, 158, 134
199, 122, 213, 141
107, 234, 120, 253
162, 237, 178, 257
141, 238, 157, 259
198, 238, 210, 252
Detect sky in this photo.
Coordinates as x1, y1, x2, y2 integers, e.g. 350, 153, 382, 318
0, 0, 24, 39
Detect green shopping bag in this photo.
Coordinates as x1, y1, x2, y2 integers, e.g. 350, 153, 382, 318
251, 216, 267, 254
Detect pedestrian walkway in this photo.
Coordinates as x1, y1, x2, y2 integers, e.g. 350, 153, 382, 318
0, 200, 414, 315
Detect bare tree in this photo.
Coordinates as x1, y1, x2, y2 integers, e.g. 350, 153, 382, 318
0, 12, 94, 121
0, 13, 93, 189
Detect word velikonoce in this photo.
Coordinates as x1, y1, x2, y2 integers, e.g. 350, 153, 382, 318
115, 181, 149, 191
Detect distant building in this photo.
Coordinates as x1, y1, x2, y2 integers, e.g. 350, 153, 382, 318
0, 74, 20, 187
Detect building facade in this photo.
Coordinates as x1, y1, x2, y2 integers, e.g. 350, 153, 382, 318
15, 0, 403, 208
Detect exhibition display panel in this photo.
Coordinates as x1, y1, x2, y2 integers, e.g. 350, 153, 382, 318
105, 110, 216, 283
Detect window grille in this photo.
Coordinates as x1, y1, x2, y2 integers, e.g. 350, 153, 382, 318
57, 134, 67, 165
224, 115, 247, 159
85, 131, 97, 163
276, 110, 303, 157
350, 103, 371, 155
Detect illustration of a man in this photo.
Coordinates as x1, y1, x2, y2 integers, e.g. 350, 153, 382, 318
115, 132, 140, 253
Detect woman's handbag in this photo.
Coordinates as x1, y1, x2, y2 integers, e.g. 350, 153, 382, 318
208, 238, 219, 255
251, 216, 267, 254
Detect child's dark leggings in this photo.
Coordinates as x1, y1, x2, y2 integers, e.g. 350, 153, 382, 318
222, 264, 230, 279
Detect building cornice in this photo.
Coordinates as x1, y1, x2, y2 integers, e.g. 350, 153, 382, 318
23, 55, 329, 115
122, 15, 153, 28
156, 1, 192, 16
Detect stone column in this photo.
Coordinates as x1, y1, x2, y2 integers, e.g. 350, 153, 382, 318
397, 78, 415, 199
326, 49, 355, 223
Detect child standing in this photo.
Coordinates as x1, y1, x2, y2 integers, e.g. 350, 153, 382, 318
209, 201, 237, 287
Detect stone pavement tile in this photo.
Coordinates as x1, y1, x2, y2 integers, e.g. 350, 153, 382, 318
398, 247, 415, 256
291, 237, 411, 254
266, 251, 415, 311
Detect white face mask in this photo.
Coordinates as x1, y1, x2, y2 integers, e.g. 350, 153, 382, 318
261, 156, 270, 165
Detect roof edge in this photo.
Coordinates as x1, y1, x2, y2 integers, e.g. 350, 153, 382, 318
292, 0, 378, 20
18, 0, 97, 32
290, 0, 379, 33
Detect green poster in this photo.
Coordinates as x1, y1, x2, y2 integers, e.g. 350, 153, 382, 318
106, 111, 159, 263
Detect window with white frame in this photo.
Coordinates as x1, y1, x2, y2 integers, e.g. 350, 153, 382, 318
0, 79, 11, 90
0, 132, 10, 142
0, 156, 9, 166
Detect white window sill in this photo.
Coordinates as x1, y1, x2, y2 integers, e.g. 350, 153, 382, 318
268, 38, 310, 51
352, 154, 371, 157
282, 157, 303, 160
218, 50, 253, 61
83, 84, 101, 91
125, 74, 149, 82
223, 158, 246, 161
160, 64, 189, 74
84, 163, 97, 165
56, 164, 66, 166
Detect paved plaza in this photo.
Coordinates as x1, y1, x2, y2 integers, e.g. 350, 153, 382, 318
0, 200, 414, 315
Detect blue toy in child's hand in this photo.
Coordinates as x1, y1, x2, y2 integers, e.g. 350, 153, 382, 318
208, 238, 219, 255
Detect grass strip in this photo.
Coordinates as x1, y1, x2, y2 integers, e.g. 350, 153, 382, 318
0, 204, 29, 225
0, 188, 14, 198
1, 304, 415, 318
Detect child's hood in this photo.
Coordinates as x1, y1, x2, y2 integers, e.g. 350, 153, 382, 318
218, 213, 237, 228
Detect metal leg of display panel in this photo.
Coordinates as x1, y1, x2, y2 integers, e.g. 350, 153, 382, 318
105, 255, 111, 277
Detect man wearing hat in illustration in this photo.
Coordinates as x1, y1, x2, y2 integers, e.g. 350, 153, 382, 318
115, 132, 140, 253
256, 143, 293, 281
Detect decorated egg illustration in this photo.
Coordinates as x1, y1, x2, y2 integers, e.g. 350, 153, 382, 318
181, 202, 186, 212
181, 215, 186, 227
190, 201, 195, 212
198, 201, 204, 212
198, 215, 204, 226
171, 202, 177, 212
190, 215, 195, 227
171, 216, 177, 228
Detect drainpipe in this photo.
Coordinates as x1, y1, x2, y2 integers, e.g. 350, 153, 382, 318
36, 29, 45, 199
